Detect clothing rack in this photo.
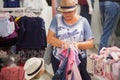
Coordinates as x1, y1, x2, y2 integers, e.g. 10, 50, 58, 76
0, 7, 42, 17
0, 8, 25, 17
25, 7, 42, 15
0, 8, 25, 12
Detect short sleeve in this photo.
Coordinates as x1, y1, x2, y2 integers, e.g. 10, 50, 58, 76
49, 16, 57, 34
83, 18, 94, 40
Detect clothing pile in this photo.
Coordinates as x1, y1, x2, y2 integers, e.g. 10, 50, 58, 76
89, 46, 120, 80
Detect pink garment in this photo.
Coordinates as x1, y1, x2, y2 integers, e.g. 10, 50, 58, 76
103, 61, 120, 80
100, 46, 120, 55
99, 46, 120, 63
0, 66, 25, 80
90, 54, 120, 80
103, 63, 113, 80
70, 62, 82, 80
112, 61, 120, 80
108, 46, 120, 52
90, 46, 120, 80
60, 48, 81, 80
93, 59, 104, 77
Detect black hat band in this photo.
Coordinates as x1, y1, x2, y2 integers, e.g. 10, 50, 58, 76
61, 5, 76, 9
27, 60, 43, 76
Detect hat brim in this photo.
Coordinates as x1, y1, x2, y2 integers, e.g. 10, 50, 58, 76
57, 5, 78, 12
25, 58, 44, 80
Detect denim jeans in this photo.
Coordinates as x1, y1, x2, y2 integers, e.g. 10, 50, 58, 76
99, 1, 120, 54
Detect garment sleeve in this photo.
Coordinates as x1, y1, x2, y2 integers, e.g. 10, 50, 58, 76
49, 16, 57, 34
83, 18, 94, 40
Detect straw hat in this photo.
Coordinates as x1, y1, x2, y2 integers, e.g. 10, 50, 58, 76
24, 57, 44, 80
57, 0, 78, 12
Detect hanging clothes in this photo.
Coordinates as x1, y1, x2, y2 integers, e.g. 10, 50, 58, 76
17, 49, 45, 66
24, 0, 52, 34
16, 16, 47, 49
3, 0, 20, 8
16, 16, 47, 65
0, 18, 15, 37
0, 16, 19, 48
23, 0, 44, 10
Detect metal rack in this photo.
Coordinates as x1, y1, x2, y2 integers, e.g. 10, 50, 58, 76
0, 7, 42, 17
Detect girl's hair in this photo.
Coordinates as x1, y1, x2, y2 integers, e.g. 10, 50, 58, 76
0, 51, 16, 71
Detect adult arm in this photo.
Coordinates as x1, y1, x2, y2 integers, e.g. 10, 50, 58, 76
47, 29, 70, 49
76, 17, 94, 49
47, 29, 64, 48
77, 39, 94, 49
87, 0, 93, 14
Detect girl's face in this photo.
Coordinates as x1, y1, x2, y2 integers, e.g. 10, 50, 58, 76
62, 10, 76, 21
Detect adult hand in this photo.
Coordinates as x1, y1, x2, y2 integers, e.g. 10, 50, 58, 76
73, 42, 78, 49
89, 7, 93, 15
61, 42, 70, 49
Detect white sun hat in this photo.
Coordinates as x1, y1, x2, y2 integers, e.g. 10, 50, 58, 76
24, 57, 44, 80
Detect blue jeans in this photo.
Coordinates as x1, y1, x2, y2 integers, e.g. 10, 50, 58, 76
99, 1, 120, 54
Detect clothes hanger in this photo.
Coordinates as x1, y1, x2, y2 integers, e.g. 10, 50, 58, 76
23, 7, 37, 17
0, 8, 26, 17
